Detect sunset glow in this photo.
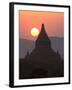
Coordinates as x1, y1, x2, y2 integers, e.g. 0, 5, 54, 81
31, 28, 39, 37
19, 11, 64, 40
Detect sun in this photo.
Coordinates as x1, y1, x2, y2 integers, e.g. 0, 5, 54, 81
31, 28, 39, 37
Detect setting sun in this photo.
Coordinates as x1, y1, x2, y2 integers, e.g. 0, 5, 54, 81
31, 28, 39, 37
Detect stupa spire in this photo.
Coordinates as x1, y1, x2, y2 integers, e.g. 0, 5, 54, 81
35, 24, 51, 48
41, 24, 46, 32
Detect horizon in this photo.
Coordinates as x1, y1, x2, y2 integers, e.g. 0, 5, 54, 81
19, 36, 64, 41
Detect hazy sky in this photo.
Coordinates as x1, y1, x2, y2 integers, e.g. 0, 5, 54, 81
19, 10, 64, 40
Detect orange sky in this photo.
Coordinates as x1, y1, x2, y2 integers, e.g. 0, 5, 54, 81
19, 10, 64, 40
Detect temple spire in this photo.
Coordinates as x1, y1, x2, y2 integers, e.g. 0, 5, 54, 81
36, 24, 51, 48
41, 24, 46, 32
24, 50, 29, 60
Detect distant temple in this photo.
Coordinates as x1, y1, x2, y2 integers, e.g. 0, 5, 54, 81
19, 24, 64, 79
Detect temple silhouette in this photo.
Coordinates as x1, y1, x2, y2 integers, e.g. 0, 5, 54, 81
19, 24, 64, 79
